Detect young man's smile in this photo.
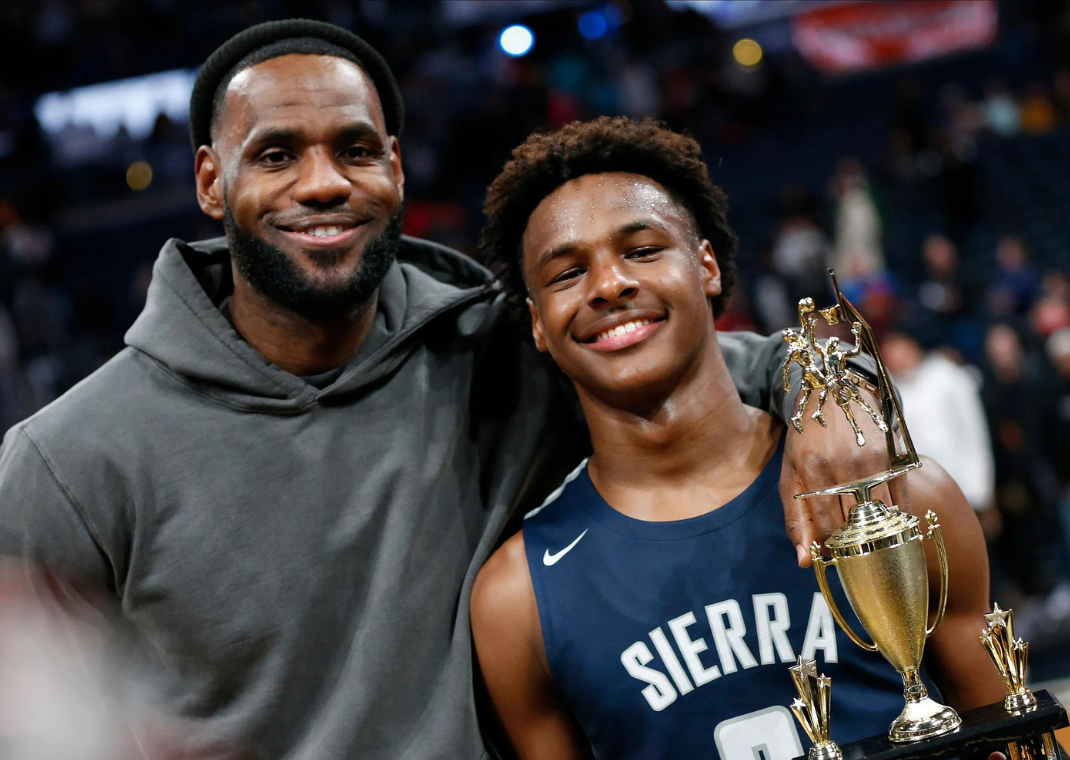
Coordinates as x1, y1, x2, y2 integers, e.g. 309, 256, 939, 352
578, 312, 666, 352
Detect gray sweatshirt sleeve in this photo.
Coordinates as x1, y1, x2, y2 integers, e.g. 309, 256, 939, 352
0, 427, 113, 590
718, 330, 880, 423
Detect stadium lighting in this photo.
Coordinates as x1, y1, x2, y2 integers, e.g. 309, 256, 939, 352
733, 38, 763, 68
578, 10, 608, 40
126, 161, 153, 191
499, 24, 535, 56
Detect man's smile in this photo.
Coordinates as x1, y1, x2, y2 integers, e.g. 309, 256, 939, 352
577, 313, 667, 352
274, 214, 371, 248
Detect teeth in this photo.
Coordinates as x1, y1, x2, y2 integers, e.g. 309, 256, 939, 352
595, 319, 654, 342
307, 226, 343, 237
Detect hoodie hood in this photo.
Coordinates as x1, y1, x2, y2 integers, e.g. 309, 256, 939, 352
125, 236, 494, 412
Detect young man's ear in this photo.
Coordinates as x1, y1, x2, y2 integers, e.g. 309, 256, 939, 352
527, 297, 549, 353
697, 239, 722, 298
194, 146, 225, 221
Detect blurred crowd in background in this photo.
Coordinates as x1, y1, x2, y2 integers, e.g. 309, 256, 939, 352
4, 0, 1070, 668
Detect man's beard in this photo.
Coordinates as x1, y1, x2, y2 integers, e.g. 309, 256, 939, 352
223, 204, 402, 319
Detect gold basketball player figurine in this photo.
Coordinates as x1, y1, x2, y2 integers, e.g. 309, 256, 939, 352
781, 298, 888, 446
789, 657, 842, 760
786, 270, 960, 743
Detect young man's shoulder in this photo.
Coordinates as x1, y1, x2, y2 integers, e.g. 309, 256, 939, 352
472, 531, 533, 628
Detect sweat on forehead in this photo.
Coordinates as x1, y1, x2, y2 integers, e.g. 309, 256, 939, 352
532, 174, 697, 231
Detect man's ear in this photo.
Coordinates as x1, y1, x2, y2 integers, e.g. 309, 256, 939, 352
194, 146, 225, 221
697, 239, 722, 298
389, 136, 405, 203
528, 297, 549, 353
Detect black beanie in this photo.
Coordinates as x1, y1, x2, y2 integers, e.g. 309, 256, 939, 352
188, 18, 404, 149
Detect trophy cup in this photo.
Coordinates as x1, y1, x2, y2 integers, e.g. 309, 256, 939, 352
784, 271, 960, 743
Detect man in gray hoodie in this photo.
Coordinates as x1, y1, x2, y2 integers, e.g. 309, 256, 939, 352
0, 20, 891, 760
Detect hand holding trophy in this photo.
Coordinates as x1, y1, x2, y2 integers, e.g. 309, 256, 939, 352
784, 271, 960, 743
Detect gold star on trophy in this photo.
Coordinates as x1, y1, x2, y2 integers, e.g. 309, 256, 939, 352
789, 656, 842, 760
980, 603, 1037, 712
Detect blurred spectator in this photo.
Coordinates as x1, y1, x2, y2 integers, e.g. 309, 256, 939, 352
1044, 330, 1070, 574
891, 78, 931, 157
771, 185, 831, 305
917, 235, 969, 316
982, 324, 1066, 607
830, 158, 885, 281
988, 235, 1042, 318
940, 85, 984, 141
882, 330, 995, 519
914, 234, 983, 355
1019, 83, 1058, 135
1053, 67, 1070, 118
1045, 329, 1070, 493
617, 60, 659, 118
933, 128, 982, 234
1032, 271, 1070, 337
883, 128, 919, 185
982, 80, 1021, 137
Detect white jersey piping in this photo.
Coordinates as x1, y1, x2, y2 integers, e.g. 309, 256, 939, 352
524, 457, 590, 520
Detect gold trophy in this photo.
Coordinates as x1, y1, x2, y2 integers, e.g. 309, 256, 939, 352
979, 604, 1059, 760
783, 271, 961, 743
980, 604, 1036, 713
789, 657, 842, 760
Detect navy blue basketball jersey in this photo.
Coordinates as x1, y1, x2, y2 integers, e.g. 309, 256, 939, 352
523, 435, 937, 760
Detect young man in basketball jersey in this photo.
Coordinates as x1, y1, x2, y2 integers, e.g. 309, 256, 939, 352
471, 117, 1005, 760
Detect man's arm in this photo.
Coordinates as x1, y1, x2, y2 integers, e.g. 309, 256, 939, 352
0, 426, 114, 591
910, 457, 1006, 710
471, 533, 594, 760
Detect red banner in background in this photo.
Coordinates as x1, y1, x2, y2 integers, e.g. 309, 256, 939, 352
792, 0, 998, 75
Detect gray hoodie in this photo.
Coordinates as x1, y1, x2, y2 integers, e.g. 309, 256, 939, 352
0, 235, 796, 759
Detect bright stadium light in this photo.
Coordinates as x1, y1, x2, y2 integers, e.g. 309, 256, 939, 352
499, 24, 535, 56
733, 38, 763, 68
578, 10, 608, 40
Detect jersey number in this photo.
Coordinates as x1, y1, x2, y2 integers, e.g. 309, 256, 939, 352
714, 706, 804, 760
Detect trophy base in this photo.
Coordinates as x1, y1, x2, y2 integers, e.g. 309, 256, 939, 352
889, 695, 962, 742
808, 743, 843, 760
1006, 690, 1039, 713
791, 689, 1068, 760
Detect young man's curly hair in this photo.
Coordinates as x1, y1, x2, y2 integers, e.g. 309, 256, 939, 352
480, 116, 738, 318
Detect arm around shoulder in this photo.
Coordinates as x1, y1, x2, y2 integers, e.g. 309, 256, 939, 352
471, 532, 593, 760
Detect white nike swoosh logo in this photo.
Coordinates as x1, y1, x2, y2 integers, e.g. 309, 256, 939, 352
543, 529, 589, 566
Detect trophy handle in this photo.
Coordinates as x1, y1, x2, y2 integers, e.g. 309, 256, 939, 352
924, 510, 950, 638
811, 544, 879, 652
